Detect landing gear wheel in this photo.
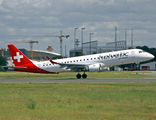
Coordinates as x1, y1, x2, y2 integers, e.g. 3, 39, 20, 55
76, 74, 81, 79
82, 74, 87, 79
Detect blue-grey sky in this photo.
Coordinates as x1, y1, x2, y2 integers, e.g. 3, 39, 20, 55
0, 0, 156, 56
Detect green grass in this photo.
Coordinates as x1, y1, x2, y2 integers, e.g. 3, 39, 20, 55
0, 83, 156, 120
0, 71, 155, 79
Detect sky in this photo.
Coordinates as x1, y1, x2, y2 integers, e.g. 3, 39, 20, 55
0, 0, 156, 56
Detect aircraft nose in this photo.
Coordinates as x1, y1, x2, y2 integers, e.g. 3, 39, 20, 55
147, 53, 154, 59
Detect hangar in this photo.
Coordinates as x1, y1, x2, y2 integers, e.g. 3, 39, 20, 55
140, 61, 156, 71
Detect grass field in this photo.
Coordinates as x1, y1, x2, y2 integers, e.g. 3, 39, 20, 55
0, 71, 156, 120
0, 71, 155, 79
0, 83, 156, 120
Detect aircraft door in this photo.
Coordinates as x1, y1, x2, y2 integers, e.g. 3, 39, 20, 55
131, 51, 135, 59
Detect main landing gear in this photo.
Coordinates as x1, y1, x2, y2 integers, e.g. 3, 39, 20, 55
76, 72, 87, 79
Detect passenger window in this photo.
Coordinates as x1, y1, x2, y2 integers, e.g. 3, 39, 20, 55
77, 60, 78, 62
84, 59, 85, 61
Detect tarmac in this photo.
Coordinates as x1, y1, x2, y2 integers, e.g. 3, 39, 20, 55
0, 71, 156, 83
141, 71, 156, 76
0, 78, 156, 83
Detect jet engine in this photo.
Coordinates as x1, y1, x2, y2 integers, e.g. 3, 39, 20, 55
88, 63, 105, 72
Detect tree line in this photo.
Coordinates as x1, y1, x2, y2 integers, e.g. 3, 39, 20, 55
0, 55, 7, 71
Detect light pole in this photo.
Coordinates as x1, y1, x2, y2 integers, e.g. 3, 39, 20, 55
89, 33, 94, 54
74, 28, 78, 50
81, 28, 85, 54
115, 26, 117, 51
125, 28, 127, 49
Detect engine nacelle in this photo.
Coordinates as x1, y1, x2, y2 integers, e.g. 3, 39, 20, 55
88, 63, 104, 72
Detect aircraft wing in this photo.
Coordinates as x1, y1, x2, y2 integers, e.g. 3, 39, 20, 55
46, 56, 87, 71
59, 63, 87, 69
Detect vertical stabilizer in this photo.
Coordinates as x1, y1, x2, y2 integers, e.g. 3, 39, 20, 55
8, 44, 33, 67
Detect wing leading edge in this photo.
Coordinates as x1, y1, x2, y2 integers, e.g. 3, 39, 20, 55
46, 56, 87, 71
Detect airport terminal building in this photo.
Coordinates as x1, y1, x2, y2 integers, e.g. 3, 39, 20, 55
1, 49, 60, 60
1, 48, 61, 67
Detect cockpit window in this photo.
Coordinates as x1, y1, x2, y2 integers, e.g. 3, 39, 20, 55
139, 51, 142, 53
139, 51, 146, 53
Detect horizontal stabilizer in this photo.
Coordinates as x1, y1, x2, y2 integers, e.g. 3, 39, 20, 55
2, 66, 27, 69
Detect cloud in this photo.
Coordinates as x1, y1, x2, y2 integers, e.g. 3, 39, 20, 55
0, 0, 3, 5
0, 0, 156, 55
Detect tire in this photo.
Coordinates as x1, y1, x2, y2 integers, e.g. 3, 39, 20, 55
76, 74, 81, 79
82, 74, 87, 79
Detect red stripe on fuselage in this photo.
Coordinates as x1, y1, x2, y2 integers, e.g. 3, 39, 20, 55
14, 63, 59, 74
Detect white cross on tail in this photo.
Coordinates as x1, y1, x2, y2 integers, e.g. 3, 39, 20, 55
14, 52, 23, 62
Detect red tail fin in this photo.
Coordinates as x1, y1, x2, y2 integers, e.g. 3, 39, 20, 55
8, 44, 33, 67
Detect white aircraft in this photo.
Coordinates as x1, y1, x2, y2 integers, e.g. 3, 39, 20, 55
8, 44, 154, 79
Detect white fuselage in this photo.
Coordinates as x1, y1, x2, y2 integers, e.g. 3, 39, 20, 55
32, 49, 154, 73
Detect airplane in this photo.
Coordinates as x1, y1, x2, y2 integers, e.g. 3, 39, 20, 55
7, 44, 154, 79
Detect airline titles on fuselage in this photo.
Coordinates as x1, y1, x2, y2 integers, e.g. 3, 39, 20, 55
99, 52, 129, 60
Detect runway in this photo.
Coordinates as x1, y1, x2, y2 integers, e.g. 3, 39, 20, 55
0, 78, 156, 83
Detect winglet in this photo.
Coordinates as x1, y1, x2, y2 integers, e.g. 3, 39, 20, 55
46, 56, 58, 64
